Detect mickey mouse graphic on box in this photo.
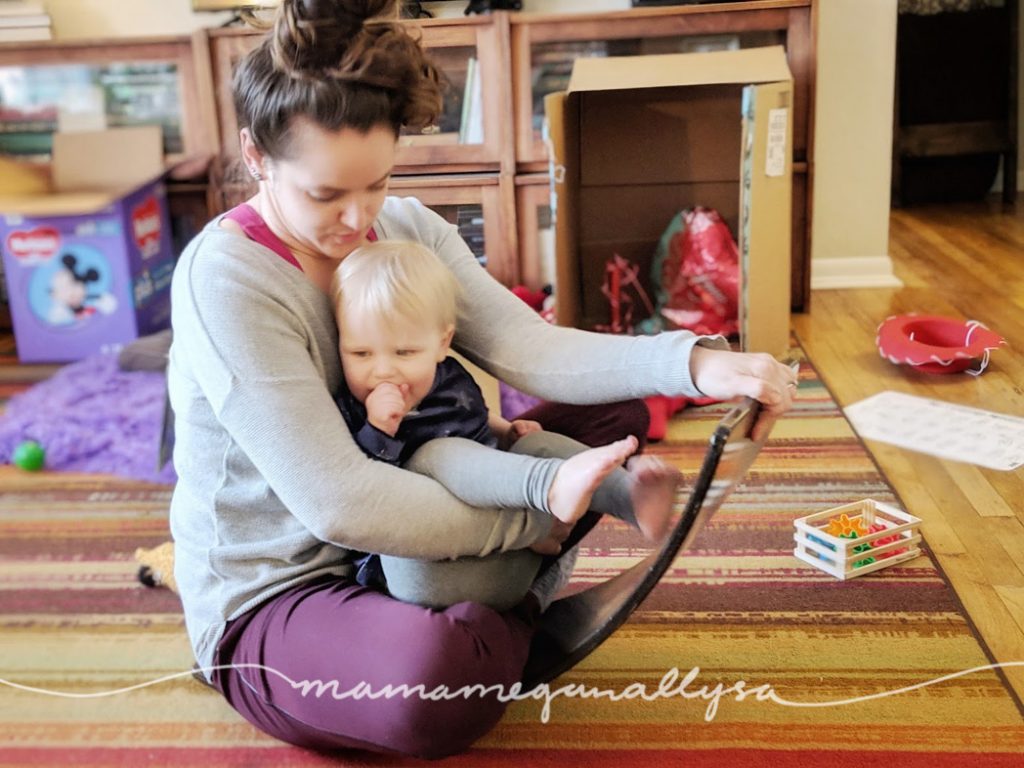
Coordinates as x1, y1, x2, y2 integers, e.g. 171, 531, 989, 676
34, 246, 119, 326
0, 127, 174, 363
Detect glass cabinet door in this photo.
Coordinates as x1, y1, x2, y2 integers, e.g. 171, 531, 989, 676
512, 11, 787, 168
0, 62, 183, 158
206, 14, 506, 186
515, 174, 556, 294
393, 16, 507, 174
390, 174, 517, 287
0, 38, 204, 164
398, 44, 482, 150
213, 174, 518, 288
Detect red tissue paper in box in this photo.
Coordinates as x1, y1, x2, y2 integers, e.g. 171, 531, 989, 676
642, 207, 739, 339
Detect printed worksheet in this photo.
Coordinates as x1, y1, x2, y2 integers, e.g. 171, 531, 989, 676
845, 391, 1024, 471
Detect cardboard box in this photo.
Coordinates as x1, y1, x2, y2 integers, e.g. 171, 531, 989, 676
545, 46, 793, 356
0, 126, 175, 363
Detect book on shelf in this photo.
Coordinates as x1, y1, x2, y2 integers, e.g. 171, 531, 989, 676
458, 56, 483, 146
457, 56, 475, 144
456, 204, 486, 267
0, 12, 48, 27
0, 24, 51, 41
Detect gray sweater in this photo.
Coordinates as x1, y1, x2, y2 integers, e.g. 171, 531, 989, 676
168, 196, 724, 673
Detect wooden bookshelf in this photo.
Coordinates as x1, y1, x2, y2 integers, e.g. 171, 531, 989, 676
0, 2, 817, 300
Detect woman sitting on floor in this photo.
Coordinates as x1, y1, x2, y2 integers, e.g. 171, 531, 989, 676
167, 0, 798, 758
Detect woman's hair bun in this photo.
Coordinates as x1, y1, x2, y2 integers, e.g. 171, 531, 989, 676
235, 0, 442, 154
272, 0, 397, 75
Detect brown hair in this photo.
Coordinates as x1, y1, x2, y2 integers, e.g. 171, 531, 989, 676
234, 0, 443, 159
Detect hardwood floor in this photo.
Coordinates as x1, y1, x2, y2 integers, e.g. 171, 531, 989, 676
792, 198, 1024, 701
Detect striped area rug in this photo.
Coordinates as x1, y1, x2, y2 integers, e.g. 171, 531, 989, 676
1, 342, 1022, 766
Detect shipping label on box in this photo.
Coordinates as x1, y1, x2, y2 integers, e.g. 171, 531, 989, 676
0, 181, 174, 363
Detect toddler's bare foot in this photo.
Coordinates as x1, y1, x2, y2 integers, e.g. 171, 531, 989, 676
627, 456, 682, 542
547, 436, 638, 525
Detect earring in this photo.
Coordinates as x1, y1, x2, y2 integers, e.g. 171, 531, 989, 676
250, 167, 263, 181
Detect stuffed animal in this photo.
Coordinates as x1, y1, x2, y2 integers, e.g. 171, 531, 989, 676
135, 541, 178, 594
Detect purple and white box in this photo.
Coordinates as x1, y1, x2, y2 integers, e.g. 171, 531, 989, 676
0, 180, 174, 363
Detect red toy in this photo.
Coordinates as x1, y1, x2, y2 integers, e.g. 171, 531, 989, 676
510, 284, 556, 325
876, 314, 1004, 375
510, 285, 549, 312
595, 254, 655, 335
643, 394, 718, 442
868, 522, 909, 559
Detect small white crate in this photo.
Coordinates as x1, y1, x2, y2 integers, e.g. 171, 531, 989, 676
793, 499, 922, 580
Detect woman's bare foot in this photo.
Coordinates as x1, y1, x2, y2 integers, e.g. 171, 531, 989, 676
547, 436, 638, 525
627, 456, 682, 542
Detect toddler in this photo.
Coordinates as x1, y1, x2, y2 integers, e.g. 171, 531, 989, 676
332, 240, 681, 607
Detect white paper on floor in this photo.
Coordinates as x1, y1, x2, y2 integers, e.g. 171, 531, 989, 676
844, 391, 1024, 471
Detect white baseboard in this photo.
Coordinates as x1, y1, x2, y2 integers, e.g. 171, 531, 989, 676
991, 165, 1022, 194
810, 256, 904, 290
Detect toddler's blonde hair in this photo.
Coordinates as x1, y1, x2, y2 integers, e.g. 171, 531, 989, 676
330, 240, 460, 331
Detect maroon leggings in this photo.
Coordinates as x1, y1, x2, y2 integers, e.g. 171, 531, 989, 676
211, 400, 649, 759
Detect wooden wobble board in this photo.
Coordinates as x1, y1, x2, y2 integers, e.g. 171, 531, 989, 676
522, 395, 773, 689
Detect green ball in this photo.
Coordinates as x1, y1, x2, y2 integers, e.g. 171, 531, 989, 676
12, 440, 45, 471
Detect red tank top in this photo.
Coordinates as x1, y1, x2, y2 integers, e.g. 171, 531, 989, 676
222, 203, 377, 271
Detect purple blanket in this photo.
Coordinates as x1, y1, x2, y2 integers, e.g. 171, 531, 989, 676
0, 355, 544, 484
0, 352, 176, 484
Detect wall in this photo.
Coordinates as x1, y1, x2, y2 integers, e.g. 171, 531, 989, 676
810, 0, 901, 289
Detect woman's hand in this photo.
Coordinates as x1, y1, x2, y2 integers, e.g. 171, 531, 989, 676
689, 346, 798, 438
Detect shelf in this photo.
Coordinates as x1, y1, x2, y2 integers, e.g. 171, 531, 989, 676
390, 173, 517, 287
201, 14, 511, 182
0, 3, 817, 320
509, 2, 815, 310
0, 36, 210, 163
